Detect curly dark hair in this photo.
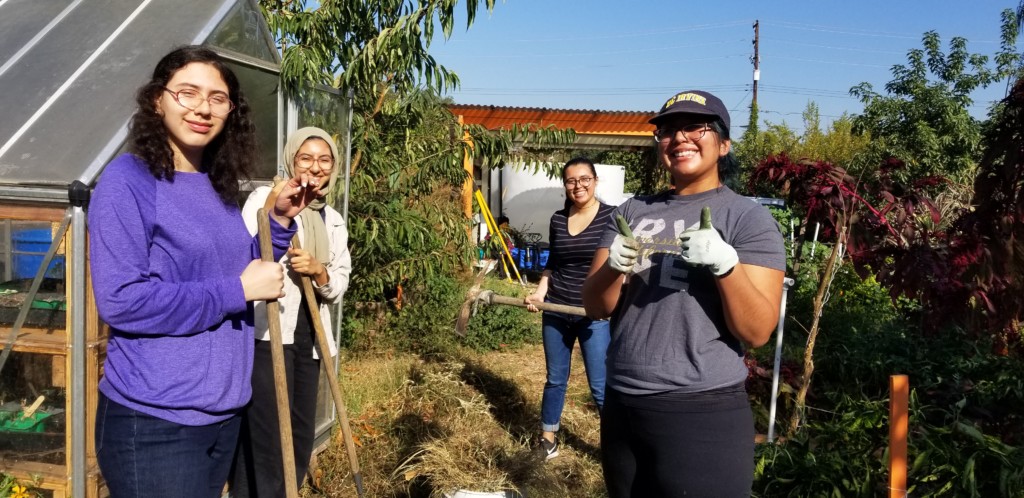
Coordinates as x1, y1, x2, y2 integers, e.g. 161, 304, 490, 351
128, 45, 257, 204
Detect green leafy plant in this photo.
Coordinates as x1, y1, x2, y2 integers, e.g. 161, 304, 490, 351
462, 303, 538, 353
755, 390, 1024, 498
754, 394, 886, 498
461, 279, 540, 353
389, 273, 468, 355
0, 474, 42, 498
850, 10, 1021, 181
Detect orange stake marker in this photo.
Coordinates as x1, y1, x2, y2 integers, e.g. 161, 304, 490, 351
889, 374, 909, 498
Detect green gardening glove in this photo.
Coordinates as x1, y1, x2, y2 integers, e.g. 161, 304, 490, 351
679, 206, 738, 277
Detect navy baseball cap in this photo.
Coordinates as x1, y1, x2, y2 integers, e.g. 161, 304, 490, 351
649, 90, 730, 133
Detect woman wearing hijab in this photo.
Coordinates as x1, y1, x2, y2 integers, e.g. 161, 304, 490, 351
232, 127, 353, 497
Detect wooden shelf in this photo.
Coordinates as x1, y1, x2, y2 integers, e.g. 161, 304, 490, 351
0, 459, 107, 498
1, 326, 105, 353
2, 326, 67, 355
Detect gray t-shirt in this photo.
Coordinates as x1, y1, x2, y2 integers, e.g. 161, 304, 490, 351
599, 187, 786, 395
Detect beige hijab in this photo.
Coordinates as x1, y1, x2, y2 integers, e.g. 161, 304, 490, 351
281, 127, 341, 264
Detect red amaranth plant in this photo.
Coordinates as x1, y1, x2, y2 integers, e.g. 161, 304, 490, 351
749, 79, 1024, 355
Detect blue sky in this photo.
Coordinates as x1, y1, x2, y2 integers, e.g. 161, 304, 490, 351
430, 1, 1021, 133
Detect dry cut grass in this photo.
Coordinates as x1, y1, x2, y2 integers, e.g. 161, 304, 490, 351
307, 345, 607, 497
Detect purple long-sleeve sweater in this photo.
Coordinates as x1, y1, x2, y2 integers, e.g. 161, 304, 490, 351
89, 154, 295, 425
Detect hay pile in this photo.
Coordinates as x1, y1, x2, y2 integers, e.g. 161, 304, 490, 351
394, 361, 534, 495
311, 349, 607, 497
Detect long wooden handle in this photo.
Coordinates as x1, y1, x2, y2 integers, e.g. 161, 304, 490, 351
257, 209, 300, 498
299, 273, 366, 497
291, 234, 365, 497
487, 292, 587, 316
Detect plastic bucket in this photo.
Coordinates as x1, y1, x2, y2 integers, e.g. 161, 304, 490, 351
538, 248, 550, 269
12, 228, 65, 279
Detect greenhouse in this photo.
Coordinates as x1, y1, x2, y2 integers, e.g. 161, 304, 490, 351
0, 1, 350, 496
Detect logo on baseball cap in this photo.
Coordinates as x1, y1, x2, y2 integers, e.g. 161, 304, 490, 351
649, 90, 730, 133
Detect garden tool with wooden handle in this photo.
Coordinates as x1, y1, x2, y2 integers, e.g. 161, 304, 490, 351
290, 233, 365, 498
256, 206, 300, 498
478, 290, 586, 316
454, 286, 588, 336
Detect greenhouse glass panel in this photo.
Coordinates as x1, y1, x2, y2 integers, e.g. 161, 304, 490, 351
0, 0, 276, 195
207, 0, 280, 65
226, 62, 280, 180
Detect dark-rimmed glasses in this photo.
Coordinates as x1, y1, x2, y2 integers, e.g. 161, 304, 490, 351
163, 87, 235, 117
653, 123, 711, 142
295, 154, 334, 172
564, 176, 594, 188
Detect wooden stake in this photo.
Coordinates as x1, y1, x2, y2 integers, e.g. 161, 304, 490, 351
291, 234, 365, 497
889, 374, 909, 498
257, 208, 300, 498
22, 395, 45, 419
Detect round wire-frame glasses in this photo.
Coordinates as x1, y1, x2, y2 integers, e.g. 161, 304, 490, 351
162, 87, 235, 117
295, 154, 335, 172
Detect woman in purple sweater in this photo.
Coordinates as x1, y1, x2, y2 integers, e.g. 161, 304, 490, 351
88, 46, 320, 498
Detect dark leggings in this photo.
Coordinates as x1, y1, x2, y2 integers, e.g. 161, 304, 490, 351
601, 386, 755, 498
231, 299, 321, 497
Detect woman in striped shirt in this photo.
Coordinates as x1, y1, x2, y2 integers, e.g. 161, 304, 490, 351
524, 157, 615, 460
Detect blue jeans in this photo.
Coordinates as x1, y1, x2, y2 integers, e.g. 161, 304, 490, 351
540, 312, 610, 432
96, 392, 241, 498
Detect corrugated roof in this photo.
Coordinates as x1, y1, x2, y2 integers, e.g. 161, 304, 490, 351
450, 104, 656, 136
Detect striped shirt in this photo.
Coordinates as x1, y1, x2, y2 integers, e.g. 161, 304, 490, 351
546, 203, 616, 308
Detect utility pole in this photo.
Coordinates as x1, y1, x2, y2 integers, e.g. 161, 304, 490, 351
752, 20, 760, 108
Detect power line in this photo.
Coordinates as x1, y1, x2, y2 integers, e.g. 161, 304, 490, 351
763, 19, 1001, 44
759, 84, 854, 97
772, 55, 891, 68
762, 37, 906, 55
433, 39, 746, 59
731, 89, 753, 112
455, 84, 751, 96
762, 20, 927, 40
441, 20, 753, 44
759, 108, 847, 119
551, 53, 750, 71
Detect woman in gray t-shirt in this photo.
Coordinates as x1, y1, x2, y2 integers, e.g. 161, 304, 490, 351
582, 90, 786, 497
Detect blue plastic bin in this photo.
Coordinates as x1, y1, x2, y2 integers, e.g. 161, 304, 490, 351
12, 228, 65, 279
538, 248, 550, 269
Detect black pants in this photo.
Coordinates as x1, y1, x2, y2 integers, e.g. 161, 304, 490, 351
232, 300, 321, 497
601, 385, 755, 498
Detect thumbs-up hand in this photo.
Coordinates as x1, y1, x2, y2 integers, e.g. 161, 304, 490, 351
608, 214, 639, 274
679, 206, 738, 277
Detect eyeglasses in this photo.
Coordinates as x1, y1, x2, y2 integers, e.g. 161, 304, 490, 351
295, 154, 334, 172
564, 176, 594, 188
653, 123, 711, 142
163, 87, 235, 117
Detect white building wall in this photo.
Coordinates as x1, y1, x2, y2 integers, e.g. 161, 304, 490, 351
486, 163, 630, 243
